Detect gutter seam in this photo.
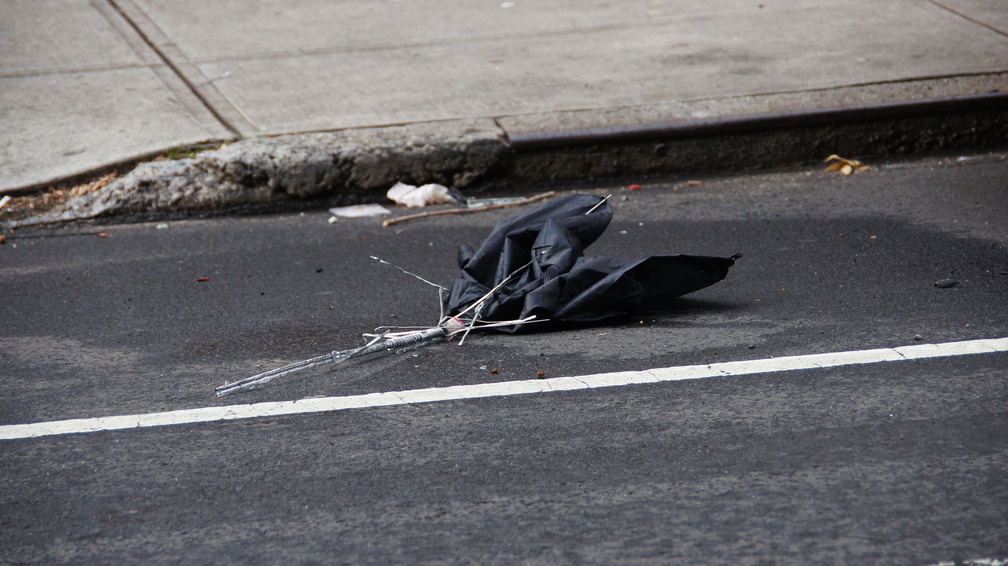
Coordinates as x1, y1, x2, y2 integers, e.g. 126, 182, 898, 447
104, 0, 243, 137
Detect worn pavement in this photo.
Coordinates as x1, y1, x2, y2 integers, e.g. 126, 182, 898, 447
1, 153, 1006, 563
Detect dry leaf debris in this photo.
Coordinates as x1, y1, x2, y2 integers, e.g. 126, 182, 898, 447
824, 154, 869, 175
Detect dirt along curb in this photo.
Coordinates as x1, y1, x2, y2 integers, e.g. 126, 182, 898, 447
2, 92, 1006, 228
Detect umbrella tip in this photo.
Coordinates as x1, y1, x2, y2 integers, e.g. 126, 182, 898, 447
585, 194, 612, 215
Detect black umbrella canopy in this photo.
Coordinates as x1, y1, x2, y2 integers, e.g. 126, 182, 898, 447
442, 193, 739, 332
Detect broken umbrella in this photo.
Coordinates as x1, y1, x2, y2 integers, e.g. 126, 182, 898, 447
215, 193, 739, 396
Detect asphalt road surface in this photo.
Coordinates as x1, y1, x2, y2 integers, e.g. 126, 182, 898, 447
2, 152, 1007, 564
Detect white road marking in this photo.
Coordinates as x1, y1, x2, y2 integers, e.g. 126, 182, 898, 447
2, 337, 1006, 441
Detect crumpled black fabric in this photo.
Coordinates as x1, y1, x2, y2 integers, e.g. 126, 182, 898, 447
442, 193, 739, 332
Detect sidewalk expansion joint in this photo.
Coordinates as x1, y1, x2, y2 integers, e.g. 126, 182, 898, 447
926, 0, 1008, 39
102, 0, 247, 137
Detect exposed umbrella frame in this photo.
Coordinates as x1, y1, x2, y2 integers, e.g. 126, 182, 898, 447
215, 193, 738, 396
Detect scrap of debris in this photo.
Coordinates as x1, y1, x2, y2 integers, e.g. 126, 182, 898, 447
329, 204, 391, 218
382, 191, 555, 227
824, 154, 869, 175
216, 193, 739, 396
380, 179, 559, 226
387, 181, 452, 207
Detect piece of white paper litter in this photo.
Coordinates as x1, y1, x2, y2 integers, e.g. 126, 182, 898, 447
328, 204, 392, 218
386, 181, 451, 208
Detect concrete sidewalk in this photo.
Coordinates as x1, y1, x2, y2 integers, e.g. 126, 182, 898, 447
1, 0, 1006, 215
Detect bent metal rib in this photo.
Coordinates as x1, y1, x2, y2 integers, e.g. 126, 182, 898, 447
215, 327, 447, 397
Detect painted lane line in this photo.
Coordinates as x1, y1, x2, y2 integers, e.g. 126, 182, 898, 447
2, 337, 1006, 441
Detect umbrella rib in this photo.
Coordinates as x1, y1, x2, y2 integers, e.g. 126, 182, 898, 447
584, 194, 611, 215
370, 255, 448, 292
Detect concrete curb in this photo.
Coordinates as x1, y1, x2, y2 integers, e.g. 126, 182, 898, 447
6, 120, 510, 227
508, 92, 1008, 183
5, 93, 1007, 228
